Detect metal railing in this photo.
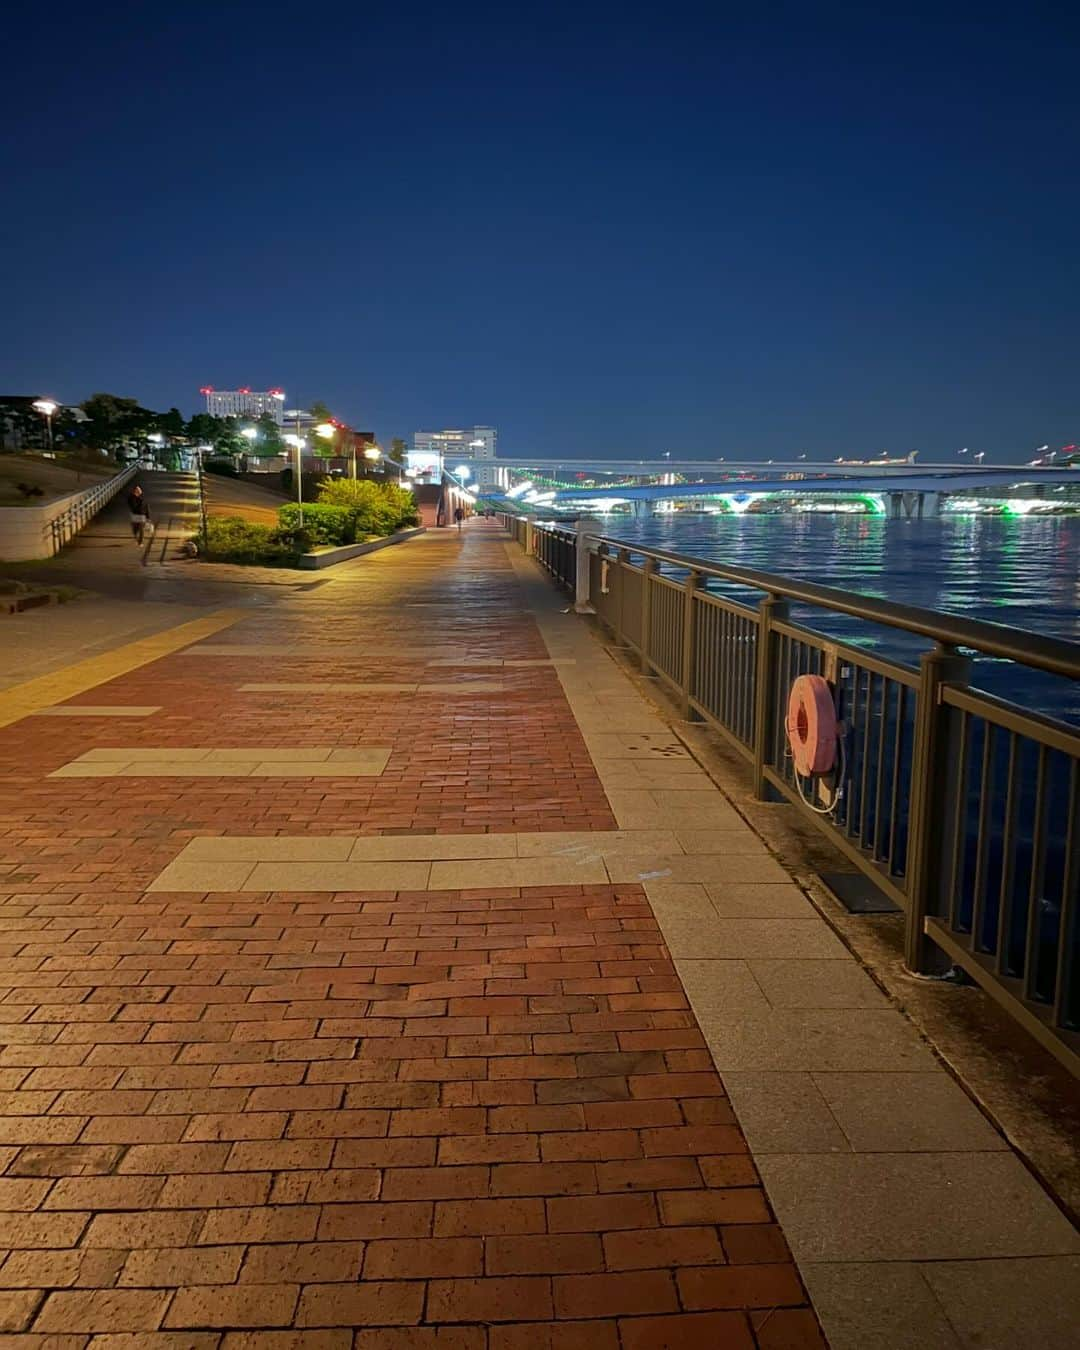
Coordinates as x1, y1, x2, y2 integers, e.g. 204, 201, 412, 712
48, 464, 138, 554
507, 515, 1080, 1075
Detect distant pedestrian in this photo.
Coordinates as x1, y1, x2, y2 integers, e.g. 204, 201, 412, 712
127, 484, 151, 545
454, 506, 464, 532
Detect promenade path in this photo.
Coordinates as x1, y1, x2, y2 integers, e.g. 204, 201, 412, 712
0, 520, 1076, 1348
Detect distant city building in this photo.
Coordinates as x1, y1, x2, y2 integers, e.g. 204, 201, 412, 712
411, 426, 498, 484
200, 387, 286, 425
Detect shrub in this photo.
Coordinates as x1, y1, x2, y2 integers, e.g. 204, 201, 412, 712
381, 482, 421, 530
278, 502, 354, 545
316, 478, 419, 536
197, 516, 300, 566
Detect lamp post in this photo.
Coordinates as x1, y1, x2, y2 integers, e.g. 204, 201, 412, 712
32, 399, 58, 455
315, 422, 342, 477
363, 447, 381, 479
284, 434, 306, 525
240, 425, 258, 470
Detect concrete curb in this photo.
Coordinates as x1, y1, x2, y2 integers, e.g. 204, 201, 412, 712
297, 526, 426, 570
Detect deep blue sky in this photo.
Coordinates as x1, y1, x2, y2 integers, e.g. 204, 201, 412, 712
3, 1, 1078, 460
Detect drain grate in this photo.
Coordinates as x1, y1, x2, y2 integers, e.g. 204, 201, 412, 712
819, 871, 902, 914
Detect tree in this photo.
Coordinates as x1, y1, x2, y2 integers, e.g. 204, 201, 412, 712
389, 438, 408, 465
251, 412, 285, 457
216, 418, 249, 457
0, 400, 41, 451
157, 407, 185, 437
79, 393, 156, 454
185, 412, 225, 446
309, 401, 333, 423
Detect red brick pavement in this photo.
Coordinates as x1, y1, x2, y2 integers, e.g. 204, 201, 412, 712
0, 524, 825, 1345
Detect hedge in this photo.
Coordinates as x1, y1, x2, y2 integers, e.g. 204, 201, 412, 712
278, 502, 354, 545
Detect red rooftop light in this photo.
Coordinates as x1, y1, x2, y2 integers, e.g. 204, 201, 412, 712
199, 386, 214, 395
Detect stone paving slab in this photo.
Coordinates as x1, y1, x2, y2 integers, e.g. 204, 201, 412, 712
148, 833, 785, 893
49, 747, 394, 778
242, 682, 509, 694
759, 1153, 1080, 1262
31, 705, 162, 717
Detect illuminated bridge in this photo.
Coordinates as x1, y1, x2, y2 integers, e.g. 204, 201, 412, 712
446, 457, 1079, 518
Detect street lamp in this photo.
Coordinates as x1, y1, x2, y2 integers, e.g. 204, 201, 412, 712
363, 446, 381, 478
32, 399, 58, 455
284, 434, 306, 525
316, 422, 349, 477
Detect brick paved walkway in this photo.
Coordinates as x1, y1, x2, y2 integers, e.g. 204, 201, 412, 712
0, 522, 825, 1347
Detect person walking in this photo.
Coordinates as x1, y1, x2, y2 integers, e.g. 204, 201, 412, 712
126, 484, 151, 546
454, 505, 465, 532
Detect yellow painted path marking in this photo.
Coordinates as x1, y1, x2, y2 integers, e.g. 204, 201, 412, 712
0, 610, 244, 730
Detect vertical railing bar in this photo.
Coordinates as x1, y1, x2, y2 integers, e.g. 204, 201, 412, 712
995, 733, 1021, 976
970, 722, 996, 955
773, 633, 788, 777
858, 670, 874, 844
1023, 744, 1049, 1003
887, 685, 906, 873
873, 674, 890, 860
946, 709, 971, 931
1050, 760, 1078, 1030
713, 603, 722, 724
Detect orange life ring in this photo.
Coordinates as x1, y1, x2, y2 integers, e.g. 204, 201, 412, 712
786, 674, 837, 776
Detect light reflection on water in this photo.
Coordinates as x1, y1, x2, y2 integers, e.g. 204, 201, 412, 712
607, 513, 1080, 722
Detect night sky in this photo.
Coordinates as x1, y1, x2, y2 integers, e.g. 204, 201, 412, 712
3, 2, 1078, 460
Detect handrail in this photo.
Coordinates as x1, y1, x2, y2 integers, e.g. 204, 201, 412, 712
556, 526, 1080, 680
48, 464, 138, 554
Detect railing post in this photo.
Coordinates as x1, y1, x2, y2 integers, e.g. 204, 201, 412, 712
640, 557, 657, 673
574, 519, 594, 613
904, 645, 972, 972
680, 571, 701, 719
614, 548, 629, 647
752, 593, 789, 799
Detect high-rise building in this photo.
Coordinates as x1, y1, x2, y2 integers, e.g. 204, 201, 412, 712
411, 427, 498, 484
200, 387, 287, 425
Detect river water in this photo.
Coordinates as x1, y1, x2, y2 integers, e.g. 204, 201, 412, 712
601, 512, 1080, 723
